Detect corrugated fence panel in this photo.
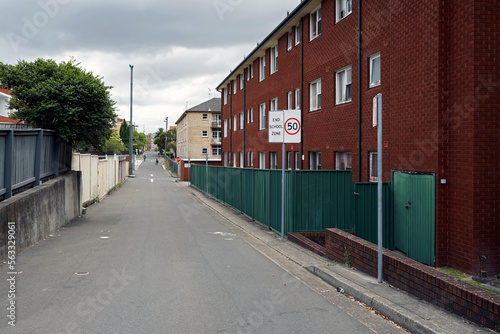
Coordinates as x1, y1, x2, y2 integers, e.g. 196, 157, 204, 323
0, 135, 5, 191
269, 170, 283, 232
253, 170, 270, 228
13, 133, 36, 188
41, 133, 55, 177
354, 182, 393, 249
241, 168, 254, 218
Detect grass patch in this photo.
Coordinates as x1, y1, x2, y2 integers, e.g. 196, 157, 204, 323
437, 267, 500, 296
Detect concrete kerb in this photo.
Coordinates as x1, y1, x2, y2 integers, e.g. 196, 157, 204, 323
174, 180, 492, 334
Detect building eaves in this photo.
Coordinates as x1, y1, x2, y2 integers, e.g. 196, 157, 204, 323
216, 0, 318, 91
175, 97, 222, 125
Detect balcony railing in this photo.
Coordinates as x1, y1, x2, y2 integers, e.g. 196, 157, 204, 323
211, 120, 222, 127
211, 137, 222, 145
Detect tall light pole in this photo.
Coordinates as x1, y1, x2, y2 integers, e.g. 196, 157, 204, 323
129, 64, 134, 176
164, 116, 168, 156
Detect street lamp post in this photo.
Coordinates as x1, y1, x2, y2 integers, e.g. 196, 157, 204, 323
129, 64, 134, 176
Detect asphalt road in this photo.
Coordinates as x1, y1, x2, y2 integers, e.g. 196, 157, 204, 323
1, 158, 406, 333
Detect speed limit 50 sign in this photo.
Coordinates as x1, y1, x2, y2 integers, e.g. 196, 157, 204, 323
269, 110, 301, 143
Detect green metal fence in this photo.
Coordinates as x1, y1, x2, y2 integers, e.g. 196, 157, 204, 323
191, 165, 393, 245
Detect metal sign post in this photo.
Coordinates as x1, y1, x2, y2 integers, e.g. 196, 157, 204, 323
269, 110, 301, 240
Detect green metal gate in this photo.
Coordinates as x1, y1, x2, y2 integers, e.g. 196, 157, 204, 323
393, 171, 436, 266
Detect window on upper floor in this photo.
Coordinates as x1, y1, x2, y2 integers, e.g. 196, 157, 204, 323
202, 113, 208, 120
240, 111, 244, 130
223, 119, 228, 137
259, 55, 266, 81
240, 74, 244, 90
336, 66, 352, 104
270, 45, 278, 74
295, 24, 301, 45
310, 7, 321, 40
336, 0, 352, 22
270, 97, 278, 111
370, 52, 381, 88
202, 130, 208, 137
309, 79, 321, 111
259, 103, 266, 130
287, 31, 292, 51
295, 88, 300, 110
233, 115, 237, 131
233, 80, 236, 94
202, 148, 208, 155
287, 91, 293, 110
223, 88, 227, 105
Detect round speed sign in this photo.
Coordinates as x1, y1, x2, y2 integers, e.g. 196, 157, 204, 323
284, 118, 301, 136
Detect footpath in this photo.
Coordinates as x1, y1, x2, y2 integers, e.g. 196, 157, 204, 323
170, 173, 494, 334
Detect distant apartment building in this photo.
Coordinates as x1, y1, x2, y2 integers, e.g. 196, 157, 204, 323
175, 98, 222, 179
216, 0, 500, 276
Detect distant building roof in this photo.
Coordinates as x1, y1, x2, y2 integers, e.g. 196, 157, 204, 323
0, 87, 11, 97
175, 97, 221, 124
0, 116, 22, 123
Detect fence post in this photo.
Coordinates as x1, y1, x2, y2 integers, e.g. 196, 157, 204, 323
34, 130, 43, 185
4, 130, 13, 199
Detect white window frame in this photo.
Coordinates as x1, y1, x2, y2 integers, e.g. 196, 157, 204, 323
202, 113, 208, 120
295, 88, 300, 110
370, 52, 381, 88
287, 91, 293, 110
259, 55, 266, 81
287, 151, 292, 170
240, 111, 244, 129
233, 152, 237, 167
335, 151, 352, 170
259, 103, 266, 130
270, 97, 278, 111
202, 148, 208, 155
336, 66, 352, 104
250, 108, 254, 123
309, 151, 321, 170
294, 152, 300, 170
295, 24, 301, 45
310, 7, 321, 40
240, 74, 244, 90
309, 79, 321, 111
336, 0, 352, 22
369, 152, 378, 182
270, 45, 278, 74
239, 152, 244, 168
251, 151, 254, 167
223, 88, 227, 105
224, 119, 228, 137
233, 115, 237, 131
287, 31, 292, 51
233, 80, 237, 94
202, 130, 208, 137
259, 152, 266, 169
212, 146, 221, 156
270, 152, 278, 169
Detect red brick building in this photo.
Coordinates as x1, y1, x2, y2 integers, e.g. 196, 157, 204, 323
217, 0, 500, 276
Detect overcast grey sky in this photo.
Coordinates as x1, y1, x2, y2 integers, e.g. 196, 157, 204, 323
1, 0, 299, 133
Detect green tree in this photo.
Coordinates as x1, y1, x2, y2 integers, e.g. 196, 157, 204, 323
103, 131, 126, 154
154, 128, 166, 152
119, 118, 129, 148
0, 58, 117, 149
133, 130, 146, 150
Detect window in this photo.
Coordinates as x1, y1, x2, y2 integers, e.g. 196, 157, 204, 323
287, 31, 292, 51
251, 63, 254, 78
202, 148, 208, 155
310, 79, 321, 111
295, 88, 300, 109
247, 64, 254, 81
259, 152, 266, 169
240, 152, 244, 168
224, 119, 227, 137
259, 55, 266, 81
202, 113, 208, 120
233, 152, 237, 167
270, 97, 278, 111
295, 152, 301, 170
270, 45, 278, 74
270, 152, 278, 169
250, 108, 254, 123
212, 130, 221, 142
336, 66, 352, 104
202, 130, 208, 137
240, 111, 244, 129
295, 24, 300, 45
369, 152, 378, 182
259, 103, 266, 130
240, 74, 244, 90
212, 146, 221, 156
223, 88, 227, 105
233, 115, 237, 131
309, 151, 321, 170
287, 151, 292, 170
250, 151, 254, 167
336, 0, 352, 22
370, 53, 381, 87
310, 7, 321, 40
287, 91, 293, 110
233, 80, 237, 94
335, 151, 352, 170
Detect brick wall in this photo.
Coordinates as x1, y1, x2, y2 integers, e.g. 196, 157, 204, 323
325, 228, 500, 332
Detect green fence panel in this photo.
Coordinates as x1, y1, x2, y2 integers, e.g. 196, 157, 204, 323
268, 170, 283, 233
292, 171, 354, 232
241, 169, 254, 218
354, 182, 393, 249
253, 170, 271, 228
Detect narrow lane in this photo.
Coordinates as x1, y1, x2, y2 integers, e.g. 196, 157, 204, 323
1, 159, 404, 333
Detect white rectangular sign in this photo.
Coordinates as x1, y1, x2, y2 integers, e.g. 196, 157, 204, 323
269, 110, 301, 143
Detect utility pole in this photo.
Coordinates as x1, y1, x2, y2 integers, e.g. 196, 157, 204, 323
164, 116, 168, 156
129, 64, 134, 176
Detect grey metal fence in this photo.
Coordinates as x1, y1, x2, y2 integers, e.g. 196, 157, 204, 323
165, 156, 179, 176
0, 129, 71, 201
